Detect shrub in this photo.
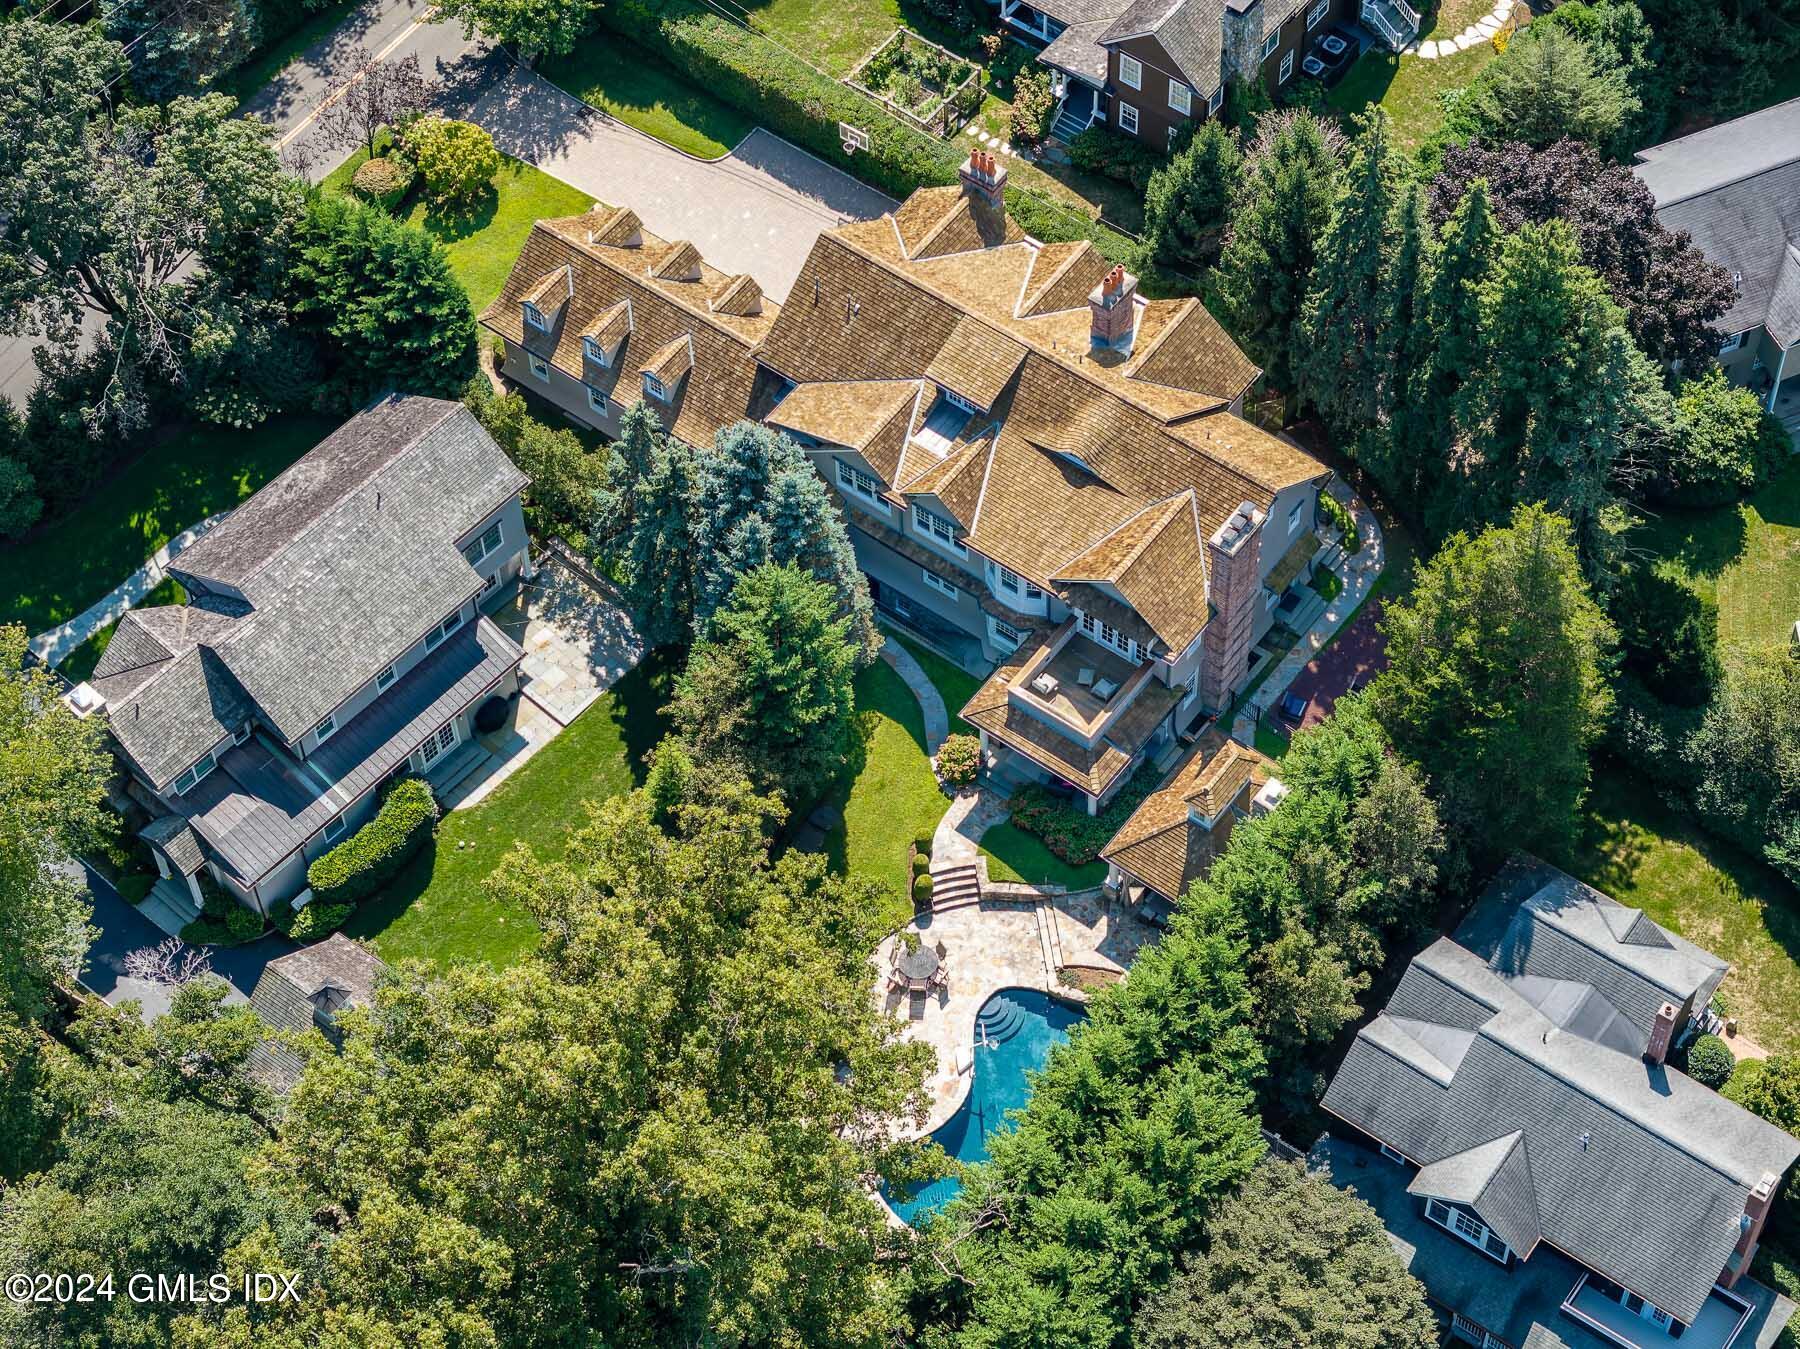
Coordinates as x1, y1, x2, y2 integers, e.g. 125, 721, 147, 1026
912, 851, 931, 876
1009, 763, 1163, 864
912, 873, 934, 904
287, 902, 353, 943
1603, 674, 1705, 796
936, 732, 981, 786
1009, 68, 1055, 146
225, 904, 264, 942
913, 831, 935, 854
1067, 124, 1161, 192
1656, 368, 1790, 506
1319, 492, 1357, 550
1684, 1033, 1735, 1088
1611, 566, 1720, 707
306, 777, 439, 905
180, 896, 263, 946
350, 154, 415, 211
405, 117, 501, 210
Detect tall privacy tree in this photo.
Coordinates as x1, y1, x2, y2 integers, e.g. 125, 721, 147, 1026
1144, 120, 1243, 277
1372, 504, 1613, 869
1299, 109, 1399, 439
1215, 110, 1343, 396
619, 416, 698, 645
1451, 219, 1650, 560
1692, 646, 1800, 885
1459, 23, 1638, 152
1133, 1162, 1438, 1349
669, 564, 861, 807
435, 0, 598, 58
1360, 183, 1436, 517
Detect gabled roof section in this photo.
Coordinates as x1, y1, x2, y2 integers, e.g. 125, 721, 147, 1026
709, 273, 765, 317
522, 266, 570, 309
583, 204, 643, 247
1407, 1131, 1543, 1257
1126, 299, 1261, 404
1018, 240, 1110, 318
582, 299, 632, 349
765, 380, 920, 460
1099, 732, 1275, 901
1099, 0, 1226, 95
923, 314, 1028, 410
900, 431, 996, 526
650, 239, 703, 281
1054, 493, 1210, 653
107, 646, 256, 791
641, 333, 695, 385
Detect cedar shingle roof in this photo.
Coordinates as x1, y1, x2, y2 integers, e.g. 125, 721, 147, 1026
641, 334, 694, 385
481, 214, 777, 448
765, 379, 919, 456
582, 299, 632, 348
523, 267, 569, 309
709, 273, 764, 317
923, 314, 1028, 409
1100, 733, 1274, 900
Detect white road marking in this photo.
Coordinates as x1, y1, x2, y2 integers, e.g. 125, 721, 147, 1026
276, 11, 433, 150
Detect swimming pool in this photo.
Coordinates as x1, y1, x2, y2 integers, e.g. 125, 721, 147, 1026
885, 987, 1086, 1224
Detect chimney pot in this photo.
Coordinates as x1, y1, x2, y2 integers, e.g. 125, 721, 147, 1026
1088, 264, 1140, 350
1645, 1001, 1679, 1066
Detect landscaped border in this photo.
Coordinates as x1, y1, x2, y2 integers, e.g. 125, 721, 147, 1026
845, 29, 984, 139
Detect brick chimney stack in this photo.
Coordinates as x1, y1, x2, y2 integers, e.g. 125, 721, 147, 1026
959, 148, 1007, 211
1198, 501, 1265, 712
1723, 1173, 1780, 1288
1088, 264, 1140, 351
1645, 1001, 1679, 1066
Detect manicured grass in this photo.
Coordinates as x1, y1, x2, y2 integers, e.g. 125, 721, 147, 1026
1254, 719, 1292, 761
886, 628, 980, 734
59, 577, 187, 682
1328, 40, 1497, 154
1567, 765, 1800, 1056
820, 658, 947, 932
540, 39, 757, 159
221, 0, 359, 106
323, 144, 595, 312
0, 415, 338, 635
1633, 460, 1800, 653
979, 820, 1107, 890
346, 653, 678, 967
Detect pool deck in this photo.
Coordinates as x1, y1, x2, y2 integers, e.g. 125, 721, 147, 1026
875, 889, 1159, 1135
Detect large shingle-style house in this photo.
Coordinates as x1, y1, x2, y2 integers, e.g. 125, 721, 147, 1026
483, 157, 1332, 813
478, 206, 780, 449
1097, 731, 1282, 919
1634, 97, 1800, 426
1317, 857, 1799, 1349
247, 933, 387, 1091
73, 396, 529, 917
1000, 0, 1410, 149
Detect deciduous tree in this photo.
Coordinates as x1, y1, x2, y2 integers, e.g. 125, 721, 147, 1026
317, 47, 434, 159
1692, 645, 1800, 885
435, 0, 598, 58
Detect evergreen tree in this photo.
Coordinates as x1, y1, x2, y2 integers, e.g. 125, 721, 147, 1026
1143, 120, 1242, 276
284, 193, 476, 405
620, 433, 695, 646
669, 564, 861, 806
1360, 183, 1435, 520
1298, 110, 1399, 438
1215, 110, 1342, 396
1461, 23, 1639, 151
594, 400, 664, 544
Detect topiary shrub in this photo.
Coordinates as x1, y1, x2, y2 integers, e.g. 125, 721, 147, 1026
936, 732, 981, 787
350, 155, 415, 211
913, 831, 935, 854
1684, 1033, 1736, 1089
913, 873, 934, 905
404, 117, 501, 211
912, 851, 931, 876
306, 778, 439, 905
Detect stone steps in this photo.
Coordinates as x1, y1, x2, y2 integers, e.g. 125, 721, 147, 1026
930, 861, 982, 912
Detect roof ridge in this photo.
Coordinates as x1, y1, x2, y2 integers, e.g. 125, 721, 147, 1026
1655, 146, 1800, 207
1051, 492, 1186, 581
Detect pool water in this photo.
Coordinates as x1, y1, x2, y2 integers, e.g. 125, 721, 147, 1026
885, 987, 1086, 1224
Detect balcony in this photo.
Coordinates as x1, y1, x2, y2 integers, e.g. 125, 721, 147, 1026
1008, 625, 1148, 743
1563, 1274, 1752, 1349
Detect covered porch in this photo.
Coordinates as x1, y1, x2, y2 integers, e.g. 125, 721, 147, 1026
1563, 1273, 1754, 1349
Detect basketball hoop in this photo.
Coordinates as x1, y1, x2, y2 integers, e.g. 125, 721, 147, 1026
839, 121, 871, 155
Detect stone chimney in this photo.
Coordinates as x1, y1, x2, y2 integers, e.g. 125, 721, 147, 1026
1198, 501, 1266, 712
1723, 1172, 1780, 1287
1088, 263, 1139, 351
1645, 1000, 1679, 1066
959, 148, 1008, 211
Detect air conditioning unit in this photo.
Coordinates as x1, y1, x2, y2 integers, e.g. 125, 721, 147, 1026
62, 682, 105, 719
1250, 777, 1290, 816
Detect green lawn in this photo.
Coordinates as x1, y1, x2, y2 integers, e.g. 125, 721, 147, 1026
820, 658, 947, 933
323, 145, 594, 312
886, 628, 980, 734
0, 415, 338, 635
979, 820, 1107, 890
540, 39, 756, 159
221, 0, 359, 106
1567, 766, 1800, 1056
1633, 460, 1800, 653
346, 653, 677, 967
59, 577, 187, 682
1328, 41, 1497, 154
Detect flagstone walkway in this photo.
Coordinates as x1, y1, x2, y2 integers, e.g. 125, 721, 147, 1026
1413, 0, 1514, 56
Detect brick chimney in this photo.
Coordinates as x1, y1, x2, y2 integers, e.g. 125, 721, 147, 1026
1088, 263, 1140, 351
959, 148, 1007, 211
1198, 501, 1265, 712
1645, 1000, 1679, 1066
1723, 1172, 1780, 1288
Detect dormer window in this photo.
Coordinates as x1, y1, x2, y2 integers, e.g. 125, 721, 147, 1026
523, 301, 549, 333
462, 521, 503, 566
941, 387, 979, 415
583, 336, 610, 367
912, 504, 966, 557
642, 372, 669, 402
171, 750, 217, 797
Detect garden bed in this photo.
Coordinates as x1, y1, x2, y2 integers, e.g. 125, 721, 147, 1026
845, 29, 983, 138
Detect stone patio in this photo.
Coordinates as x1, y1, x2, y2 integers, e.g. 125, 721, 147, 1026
492, 553, 643, 727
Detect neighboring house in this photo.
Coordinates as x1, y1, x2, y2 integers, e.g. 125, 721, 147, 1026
483, 156, 1332, 814
1316, 856, 1799, 1349
1634, 97, 1800, 426
247, 933, 387, 1091
67, 396, 529, 918
478, 205, 779, 449
1003, 0, 1410, 149
1098, 731, 1283, 920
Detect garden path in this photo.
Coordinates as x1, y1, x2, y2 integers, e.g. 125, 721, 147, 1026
880, 636, 949, 752
1413, 0, 1514, 57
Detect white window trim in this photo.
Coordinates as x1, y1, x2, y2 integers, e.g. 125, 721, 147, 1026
323, 814, 348, 843
1379, 1142, 1409, 1165
1261, 30, 1281, 58
314, 712, 338, 745
1307, 0, 1329, 26
527, 353, 550, 383
586, 384, 609, 415
1118, 53, 1142, 89
172, 751, 218, 797
1119, 102, 1139, 135
1719, 331, 1745, 355
582, 335, 610, 367
1424, 1199, 1511, 1263
463, 521, 504, 567
1287, 499, 1306, 535
1181, 669, 1198, 709
837, 459, 887, 511
912, 504, 967, 557
941, 386, 979, 415
523, 302, 549, 333
231, 722, 253, 746
1168, 80, 1191, 114
424, 608, 463, 653
642, 372, 669, 402
1207, 85, 1224, 114
989, 616, 1022, 652
1077, 611, 1142, 662
1279, 48, 1295, 82
922, 569, 960, 601
376, 664, 397, 692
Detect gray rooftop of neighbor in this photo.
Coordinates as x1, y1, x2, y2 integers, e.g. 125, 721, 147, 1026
1311, 1135, 1796, 1349
247, 934, 387, 1091
1323, 934, 1798, 1324
1634, 102, 1800, 340
177, 616, 516, 885
1100, 0, 1226, 93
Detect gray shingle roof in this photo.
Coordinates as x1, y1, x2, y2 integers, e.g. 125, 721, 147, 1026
139, 814, 204, 876
1408, 1131, 1542, 1257
1100, 0, 1224, 94
1768, 244, 1800, 347
1038, 19, 1114, 82
107, 646, 256, 792
247, 933, 387, 1091
1032, 0, 1131, 28
1633, 97, 1800, 207
1321, 932, 1799, 1325
180, 616, 517, 884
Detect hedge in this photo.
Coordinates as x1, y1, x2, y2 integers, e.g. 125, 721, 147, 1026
1684, 1033, 1735, 1089
351, 155, 415, 212
306, 777, 439, 905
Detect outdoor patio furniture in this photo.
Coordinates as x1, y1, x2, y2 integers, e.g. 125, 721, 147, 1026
896, 942, 942, 991
1030, 672, 1059, 697
1076, 667, 1096, 687
1092, 677, 1119, 701
1278, 690, 1308, 723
